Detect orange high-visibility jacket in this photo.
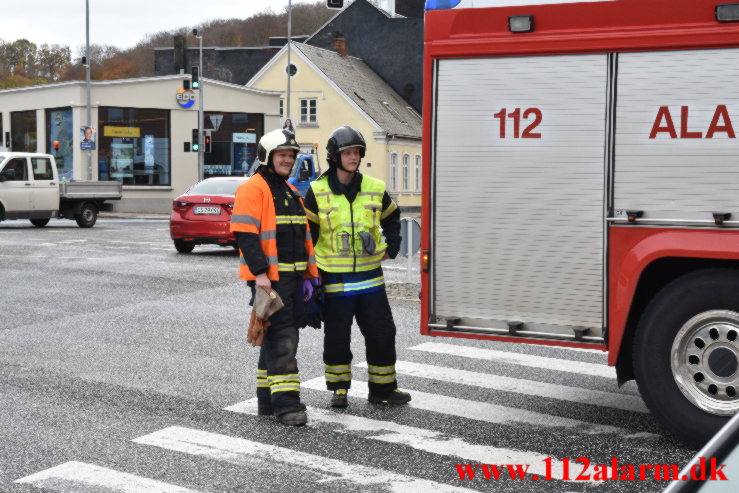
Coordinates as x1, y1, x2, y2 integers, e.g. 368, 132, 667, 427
230, 172, 318, 281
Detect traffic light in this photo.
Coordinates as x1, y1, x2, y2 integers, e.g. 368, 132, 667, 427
204, 134, 212, 153
191, 66, 200, 90
191, 128, 200, 152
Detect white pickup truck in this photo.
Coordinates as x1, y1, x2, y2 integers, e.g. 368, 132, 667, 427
0, 152, 122, 228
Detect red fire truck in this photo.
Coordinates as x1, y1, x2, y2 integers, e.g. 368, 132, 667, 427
421, 0, 739, 447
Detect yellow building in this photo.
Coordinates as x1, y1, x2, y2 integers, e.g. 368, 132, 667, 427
248, 42, 422, 209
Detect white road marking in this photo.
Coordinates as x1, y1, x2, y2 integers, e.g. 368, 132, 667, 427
409, 342, 613, 379
227, 398, 594, 482
133, 426, 474, 492
355, 361, 649, 413
301, 378, 655, 438
15, 461, 199, 492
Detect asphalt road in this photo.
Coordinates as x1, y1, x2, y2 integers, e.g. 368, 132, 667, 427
0, 218, 697, 492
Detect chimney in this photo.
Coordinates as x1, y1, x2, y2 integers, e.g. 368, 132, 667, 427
332, 33, 348, 57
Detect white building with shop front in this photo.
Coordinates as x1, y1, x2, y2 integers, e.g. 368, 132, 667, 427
0, 75, 280, 212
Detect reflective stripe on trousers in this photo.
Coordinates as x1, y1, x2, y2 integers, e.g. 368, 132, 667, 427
268, 373, 301, 394
256, 369, 269, 388
324, 364, 352, 383
367, 364, 397, 385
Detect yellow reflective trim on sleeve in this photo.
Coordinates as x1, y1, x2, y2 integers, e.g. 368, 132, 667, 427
381, 201, 398, 220
305, 209, 319, 223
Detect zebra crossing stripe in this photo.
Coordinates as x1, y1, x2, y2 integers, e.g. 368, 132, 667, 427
133, 426, 475, 492
15, 461, 199, 492
356, 361, 649, 413
300, 378, 656, 438
409, 342, 614, 379
226, 398, 593, 482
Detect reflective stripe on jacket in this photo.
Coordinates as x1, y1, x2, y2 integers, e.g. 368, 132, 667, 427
230, 172, 318, 281
310, 175, 388, 273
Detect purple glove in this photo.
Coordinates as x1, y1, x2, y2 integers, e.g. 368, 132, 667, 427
303, 279, 314, 302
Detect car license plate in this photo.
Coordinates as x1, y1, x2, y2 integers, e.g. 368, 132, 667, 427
194, 206, 221, 215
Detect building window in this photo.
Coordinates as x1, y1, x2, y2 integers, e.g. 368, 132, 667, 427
97, 107, 171, 186
204, 111, 264, 177
414, 154, 421, 192
300, 98, 317, 124
11, 110, 37, 152
402, 154, 410, 191
46, 108, 74, 181
389, 153, 398, 192
279, 99, 284, 117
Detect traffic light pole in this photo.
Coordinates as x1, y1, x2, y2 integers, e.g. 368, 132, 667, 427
197, 33, 204, 181
85, 0, 92, 180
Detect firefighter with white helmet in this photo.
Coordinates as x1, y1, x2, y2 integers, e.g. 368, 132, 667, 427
303, 125, 410, 408
230, 128, 319, 426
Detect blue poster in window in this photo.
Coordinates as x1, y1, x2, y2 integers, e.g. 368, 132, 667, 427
144, 135, 155, 170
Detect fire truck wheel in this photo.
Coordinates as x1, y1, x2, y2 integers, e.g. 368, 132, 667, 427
634, 269, 739, 448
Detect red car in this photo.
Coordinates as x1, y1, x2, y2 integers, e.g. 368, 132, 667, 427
169, 177, 248, 253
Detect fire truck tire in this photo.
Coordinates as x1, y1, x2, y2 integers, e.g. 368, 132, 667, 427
633, 268, 739, 448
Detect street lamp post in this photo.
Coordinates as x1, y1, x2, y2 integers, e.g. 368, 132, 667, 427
193, 30, 204, 181
287, 0, 292, 123
85, 0, 92, 180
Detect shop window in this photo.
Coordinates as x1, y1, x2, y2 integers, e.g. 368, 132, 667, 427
46, 108, 74, 181
300, 98, 317, 124
97, 107, 171, 186
204, 111, 264, 178
402, 154, 410, 191
11, 110, 37, 152
414, 154, 421, 192
389, 153, 398, 192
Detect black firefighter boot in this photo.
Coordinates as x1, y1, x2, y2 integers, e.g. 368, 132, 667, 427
368, 389, 412, 405
330, 389, 348, 408
277, 409, 308, 426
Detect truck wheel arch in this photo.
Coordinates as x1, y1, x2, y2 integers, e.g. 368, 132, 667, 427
632, 268, 739, 446
614, 257, 739, 384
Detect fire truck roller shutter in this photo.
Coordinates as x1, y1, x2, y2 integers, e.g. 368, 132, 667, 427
614, 49, 739, 223
431, 54, 608, 338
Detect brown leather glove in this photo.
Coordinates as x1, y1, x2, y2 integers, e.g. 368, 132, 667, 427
246, 289, 284, 347
247, 310, 270, 347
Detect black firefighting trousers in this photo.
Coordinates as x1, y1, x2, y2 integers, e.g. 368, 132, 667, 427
323, 286, 399, 395
254, 272, 305, 417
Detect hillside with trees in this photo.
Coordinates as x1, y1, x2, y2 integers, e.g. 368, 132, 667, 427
0, 1, 335, 89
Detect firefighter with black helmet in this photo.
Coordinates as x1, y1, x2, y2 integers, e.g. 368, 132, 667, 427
303, 125, 410, 408
230, 128, 319, 426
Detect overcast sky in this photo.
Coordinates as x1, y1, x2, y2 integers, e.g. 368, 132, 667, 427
3, 0, 322, 51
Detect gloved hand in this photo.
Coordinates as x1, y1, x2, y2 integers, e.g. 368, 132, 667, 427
303, 279, 314, 302
304, 277, 321, 301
